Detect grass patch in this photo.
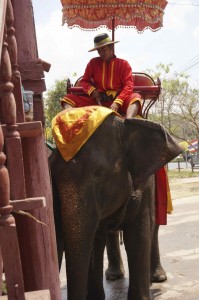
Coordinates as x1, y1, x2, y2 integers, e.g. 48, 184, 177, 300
168, 169, 199, 179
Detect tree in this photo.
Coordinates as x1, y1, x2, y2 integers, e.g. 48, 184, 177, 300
44, 78, 67, 142
147, 63, 199, 153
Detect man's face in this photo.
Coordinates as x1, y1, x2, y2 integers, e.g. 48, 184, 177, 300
97, 45, 114, 62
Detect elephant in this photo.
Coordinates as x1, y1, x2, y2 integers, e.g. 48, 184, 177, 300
49, 112, 182, 300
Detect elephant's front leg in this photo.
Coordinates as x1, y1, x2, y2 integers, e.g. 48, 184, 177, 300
87, 225, 107, 300
52, 179, 64, 270
61, 187, 99, 300
123, 211, 152, 300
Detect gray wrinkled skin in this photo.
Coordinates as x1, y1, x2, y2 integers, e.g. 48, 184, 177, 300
50, 115, 182, 300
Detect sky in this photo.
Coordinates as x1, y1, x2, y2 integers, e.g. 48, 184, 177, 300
31, 0, 199, 90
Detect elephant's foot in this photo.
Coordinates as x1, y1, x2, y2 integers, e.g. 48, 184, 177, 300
151, 264, 167, 283
105, 262, 125, 281
87, 291, 105, 300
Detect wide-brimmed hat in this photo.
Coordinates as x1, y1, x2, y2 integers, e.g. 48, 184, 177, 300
88, 33, 119, 52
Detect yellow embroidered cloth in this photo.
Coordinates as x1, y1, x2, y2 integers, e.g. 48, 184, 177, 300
52, 106, 121, 161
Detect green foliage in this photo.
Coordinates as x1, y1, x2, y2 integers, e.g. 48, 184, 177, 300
147, 63, 199, 144
44, 78, 67, 142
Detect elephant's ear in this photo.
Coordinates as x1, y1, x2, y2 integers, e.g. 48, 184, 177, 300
124, 118, 182, 188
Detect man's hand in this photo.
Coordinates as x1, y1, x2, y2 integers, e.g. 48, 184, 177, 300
91, 90, 102, 106
110, 102, 119, 112
91, 90, 100, 99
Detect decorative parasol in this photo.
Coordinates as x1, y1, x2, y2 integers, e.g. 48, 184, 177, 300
61, 0, 168, 40
60, 0, 167, 118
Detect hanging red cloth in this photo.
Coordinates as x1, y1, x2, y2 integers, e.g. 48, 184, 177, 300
155, 166, 172, 225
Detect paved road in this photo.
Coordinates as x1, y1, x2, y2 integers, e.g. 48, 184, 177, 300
60, 193, 199, 300
151, 194, 199, 300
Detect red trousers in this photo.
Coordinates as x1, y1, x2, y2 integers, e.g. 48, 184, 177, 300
61, 92, 142, 116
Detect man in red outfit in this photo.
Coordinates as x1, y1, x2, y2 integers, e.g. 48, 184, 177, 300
61, 33, 142, 118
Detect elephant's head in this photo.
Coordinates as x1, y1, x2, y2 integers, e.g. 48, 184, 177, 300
51, 108, 182, 193
123, 118, 182, 188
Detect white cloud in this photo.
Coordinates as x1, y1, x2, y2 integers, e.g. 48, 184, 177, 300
164, 1, 193, 33
35, 10, 100, 88
193, 26, 199, 39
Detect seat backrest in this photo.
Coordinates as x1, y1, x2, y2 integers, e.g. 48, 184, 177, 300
133, 72, 155, 86
67, 72, 161, 119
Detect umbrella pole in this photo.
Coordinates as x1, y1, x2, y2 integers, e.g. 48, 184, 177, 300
112, 17, 115, 41
112, 17, 115, 53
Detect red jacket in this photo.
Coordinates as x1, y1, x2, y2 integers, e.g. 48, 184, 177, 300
81, 56, 134, 107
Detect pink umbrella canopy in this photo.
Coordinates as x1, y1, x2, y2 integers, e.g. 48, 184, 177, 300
61, 0, 168, 35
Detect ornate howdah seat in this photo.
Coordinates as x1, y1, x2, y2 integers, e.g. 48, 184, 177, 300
66, 72, 161, 119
